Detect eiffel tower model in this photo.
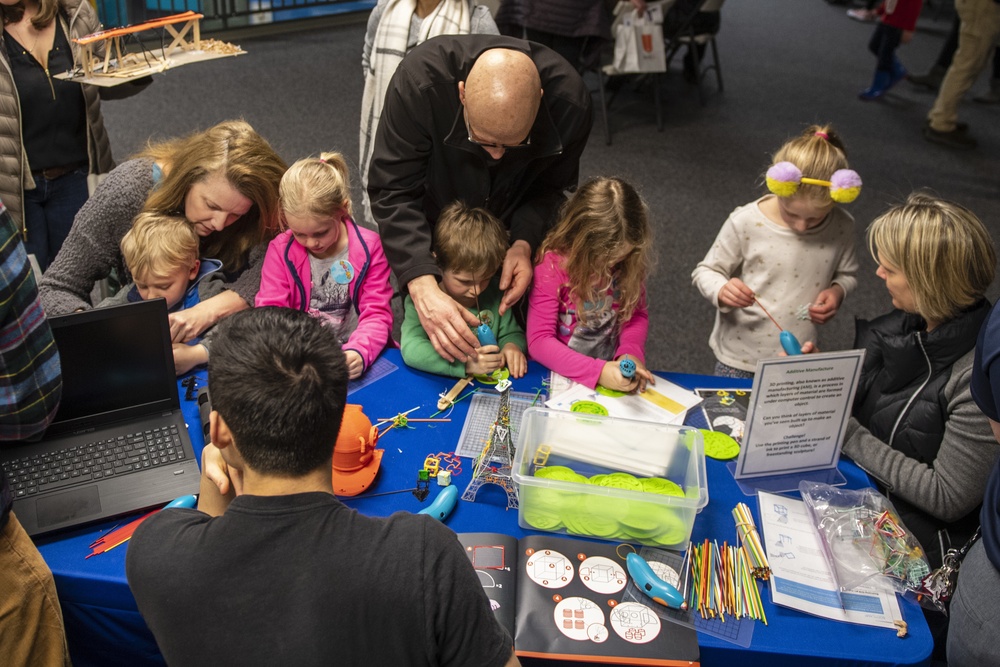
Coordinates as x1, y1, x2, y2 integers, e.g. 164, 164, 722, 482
462, 378, 519, 510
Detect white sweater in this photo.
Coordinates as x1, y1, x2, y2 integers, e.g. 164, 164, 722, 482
691, 196, 859, 371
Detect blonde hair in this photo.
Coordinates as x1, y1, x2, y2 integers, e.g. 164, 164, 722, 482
280, 152, 352, 224
121, 212, 199, 281
771, 124, 850, 205
140, 120, 286, 271
433, 202, 508, 277
537, 177, 653, 324
867, 193, 996, 323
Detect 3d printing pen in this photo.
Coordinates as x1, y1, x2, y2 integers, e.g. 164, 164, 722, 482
625, 553, 685, 609
418, 485, 458, 521
619, 355, 637, 379
473, 282, 498, 347
754, 297, 802, 356
476, 323, 497, 346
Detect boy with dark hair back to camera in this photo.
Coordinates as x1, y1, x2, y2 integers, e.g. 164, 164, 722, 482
126, 307, 518, 667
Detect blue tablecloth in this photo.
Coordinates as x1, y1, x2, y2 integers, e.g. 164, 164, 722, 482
36, 349, 932, 666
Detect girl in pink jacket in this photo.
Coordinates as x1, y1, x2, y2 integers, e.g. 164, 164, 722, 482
526, 177, 655, 392
256, 153, 393, 379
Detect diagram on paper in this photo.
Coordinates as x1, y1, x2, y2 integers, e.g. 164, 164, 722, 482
553, 597, 606, 642
579, 556, 627, 595
610, 602, 662, 644
525, 549, 575, 588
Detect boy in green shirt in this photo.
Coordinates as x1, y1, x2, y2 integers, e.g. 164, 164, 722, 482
401, 202, 527, 378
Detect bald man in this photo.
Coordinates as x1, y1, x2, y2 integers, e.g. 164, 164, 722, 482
368, 35, 592, 363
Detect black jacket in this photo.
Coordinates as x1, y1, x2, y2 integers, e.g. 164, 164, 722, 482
852, 300, 991, 561
367, 34, 593, 288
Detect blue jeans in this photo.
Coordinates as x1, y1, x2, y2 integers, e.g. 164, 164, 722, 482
22, 167, 89, 271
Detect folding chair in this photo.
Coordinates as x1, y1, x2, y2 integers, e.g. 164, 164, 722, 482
666, 0, 725, 105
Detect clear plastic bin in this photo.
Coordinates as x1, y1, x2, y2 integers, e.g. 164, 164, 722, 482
510, 408, 708, 548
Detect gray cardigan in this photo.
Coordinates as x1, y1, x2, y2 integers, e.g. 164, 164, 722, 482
843, 348, 1000, 523
39, 158, 266, 314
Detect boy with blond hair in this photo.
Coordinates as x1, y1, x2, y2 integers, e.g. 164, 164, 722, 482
99, 212, 225, 374
401, 202, 527, 378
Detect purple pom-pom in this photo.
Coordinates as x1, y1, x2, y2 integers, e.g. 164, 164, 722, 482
766, 161, 802, 183
830, 169, 862, 189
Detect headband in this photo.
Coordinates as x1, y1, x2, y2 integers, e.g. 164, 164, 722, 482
765, 161, 862, 204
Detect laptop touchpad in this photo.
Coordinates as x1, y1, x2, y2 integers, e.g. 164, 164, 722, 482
35, 487, 102, 528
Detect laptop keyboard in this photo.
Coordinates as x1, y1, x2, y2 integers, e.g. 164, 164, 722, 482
1, 425, 189, 499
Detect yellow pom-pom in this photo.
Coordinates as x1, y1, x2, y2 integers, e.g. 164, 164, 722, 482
766, 177, 799, 198
830, 186, 861, 204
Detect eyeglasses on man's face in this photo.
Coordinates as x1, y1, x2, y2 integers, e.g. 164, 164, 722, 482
464, 110, 531, 151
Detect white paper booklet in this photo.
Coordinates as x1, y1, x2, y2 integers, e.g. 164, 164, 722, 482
757, 491, 903, 629
546, 372, 702, 425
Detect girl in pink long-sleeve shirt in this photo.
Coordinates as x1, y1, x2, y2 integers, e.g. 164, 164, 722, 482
526, 177, 655, 392
256, 153, 393, 380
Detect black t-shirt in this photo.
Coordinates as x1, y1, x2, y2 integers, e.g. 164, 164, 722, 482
126, 492, 513, 667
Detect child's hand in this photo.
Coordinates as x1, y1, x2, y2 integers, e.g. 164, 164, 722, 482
902, 30, 914, 44
780, 340, 820, 356
599, 361, 639, 393
466, 345, 503, 376
173, 343, 208, 376
502, 344, 527, 378
345, 350, 364, 380
808, 285, 845, 324
718, 278, 755, 309
617, 356, 656, 393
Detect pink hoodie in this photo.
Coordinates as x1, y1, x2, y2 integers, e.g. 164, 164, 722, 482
256, 219, 394, 372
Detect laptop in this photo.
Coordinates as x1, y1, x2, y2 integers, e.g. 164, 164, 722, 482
0, 299, 199, 537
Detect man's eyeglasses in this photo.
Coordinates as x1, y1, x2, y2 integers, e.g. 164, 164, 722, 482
465, 111, 531, 151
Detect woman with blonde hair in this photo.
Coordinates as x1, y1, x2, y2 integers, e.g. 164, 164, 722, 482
40, 120, 286, 342
841, 193, 998, 569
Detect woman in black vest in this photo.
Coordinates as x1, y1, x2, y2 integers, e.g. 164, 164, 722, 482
840, 193, 998, 569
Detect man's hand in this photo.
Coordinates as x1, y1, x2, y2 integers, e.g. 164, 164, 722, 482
345, 350, 364, 379
198, 443, 242, 516
409, 275, 480, 362
499, 240, 533, 316
717, 278, 755, 309
808, 285, 845, 325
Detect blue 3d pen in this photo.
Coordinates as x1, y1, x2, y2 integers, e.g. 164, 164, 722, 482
476, 322, 497, 347
755, 297, 802, 356
619, 356, 637, 379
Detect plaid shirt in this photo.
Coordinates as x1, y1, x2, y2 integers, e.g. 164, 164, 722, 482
0, 200, 62, 525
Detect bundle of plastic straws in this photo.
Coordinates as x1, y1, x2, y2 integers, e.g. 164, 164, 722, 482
732, 502, 771, 580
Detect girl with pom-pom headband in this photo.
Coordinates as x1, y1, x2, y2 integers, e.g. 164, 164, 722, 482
766, 161, 863, 203
692, 123, 860, 382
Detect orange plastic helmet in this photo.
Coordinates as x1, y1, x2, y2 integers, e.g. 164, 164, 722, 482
332, 404, 383, 496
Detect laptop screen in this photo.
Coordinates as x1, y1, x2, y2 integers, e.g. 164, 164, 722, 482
46, 299, 179, 435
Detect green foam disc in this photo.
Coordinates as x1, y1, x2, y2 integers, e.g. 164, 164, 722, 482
594, 472, 643, 492
534, 466, 589, 484
640, 478, 685, 497
523, 509, 564, 531
701, 429, 741, 460
595, 385, 629, 398
570, 400, 609, 416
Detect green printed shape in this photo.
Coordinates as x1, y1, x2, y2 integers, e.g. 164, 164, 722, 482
570, 400, 609, 416
701, 429, 741, 460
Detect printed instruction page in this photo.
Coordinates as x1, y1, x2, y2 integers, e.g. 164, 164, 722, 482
757, 491, 903, 629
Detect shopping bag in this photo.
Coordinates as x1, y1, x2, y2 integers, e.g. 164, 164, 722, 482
610, 7, 666, 74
